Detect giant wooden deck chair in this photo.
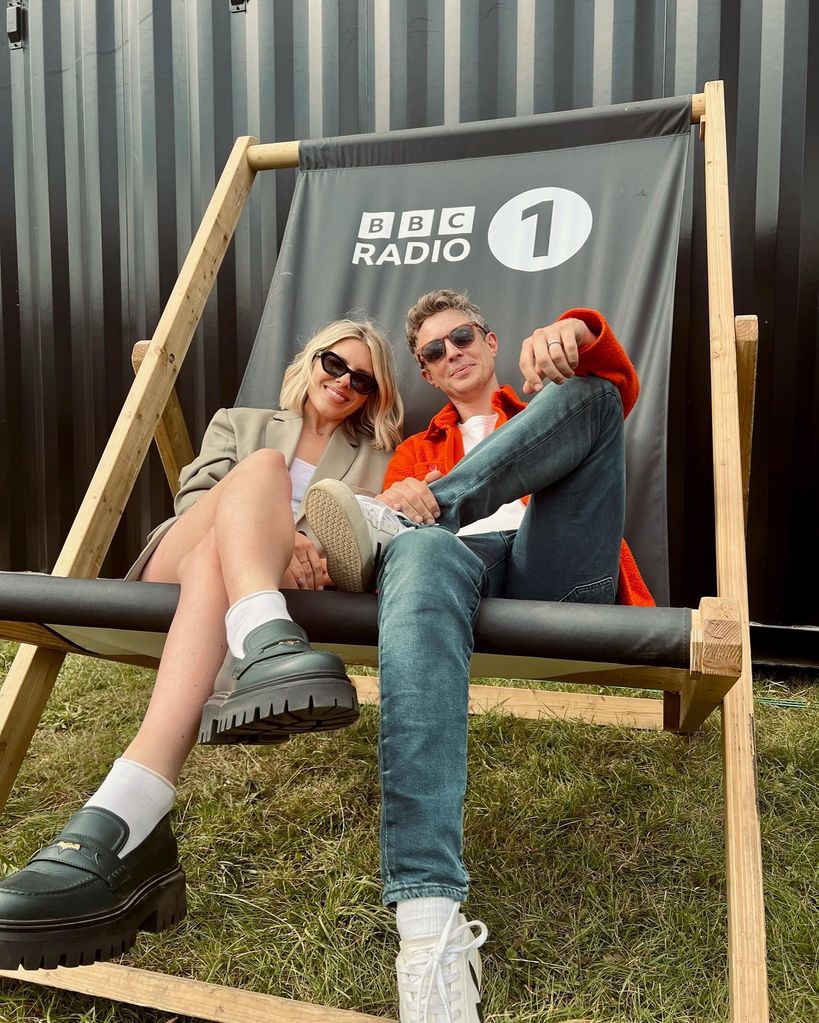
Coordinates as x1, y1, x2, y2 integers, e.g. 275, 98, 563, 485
0, 81, 766, 1022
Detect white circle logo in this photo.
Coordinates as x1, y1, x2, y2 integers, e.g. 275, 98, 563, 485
487, 187, 593, 272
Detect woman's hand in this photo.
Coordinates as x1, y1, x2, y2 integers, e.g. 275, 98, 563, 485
288, 532, 325, 590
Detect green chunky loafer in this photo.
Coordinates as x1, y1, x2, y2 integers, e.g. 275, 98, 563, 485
198, 619, 359, 745
0, 807, 186, 970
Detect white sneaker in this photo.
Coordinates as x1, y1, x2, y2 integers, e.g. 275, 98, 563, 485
396, 905, 488, 1023
304, 479, 413, 592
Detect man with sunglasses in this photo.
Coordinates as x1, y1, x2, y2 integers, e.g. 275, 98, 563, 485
305, 289, 652, 1023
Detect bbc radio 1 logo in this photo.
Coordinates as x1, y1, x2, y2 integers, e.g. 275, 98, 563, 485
352, 187, 593, 273
353, 207, 475, 267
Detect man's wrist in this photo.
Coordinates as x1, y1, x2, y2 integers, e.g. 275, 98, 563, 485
559, 308, 603, 339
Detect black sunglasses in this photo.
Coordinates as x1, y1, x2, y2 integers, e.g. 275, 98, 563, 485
315, 349, 378, 395
417, 322, 488, 365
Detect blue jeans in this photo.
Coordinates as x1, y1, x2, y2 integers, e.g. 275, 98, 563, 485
377, 375, 625, 904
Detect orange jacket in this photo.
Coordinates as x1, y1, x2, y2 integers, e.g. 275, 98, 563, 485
384, 308, 654, 607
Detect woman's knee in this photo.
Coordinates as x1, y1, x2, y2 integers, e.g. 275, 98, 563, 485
222, 448, 291, 504
233, 447, 288, 478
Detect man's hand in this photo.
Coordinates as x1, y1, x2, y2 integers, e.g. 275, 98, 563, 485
375, 470, 443, 524
519, 316, 596, 393
288, 531, 325, 589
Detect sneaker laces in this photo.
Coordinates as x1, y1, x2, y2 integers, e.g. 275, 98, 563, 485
398, 907, 488, 1023
357, 496, 412, 537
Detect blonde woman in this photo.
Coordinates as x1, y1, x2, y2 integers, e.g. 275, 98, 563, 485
0, 319, 403, 971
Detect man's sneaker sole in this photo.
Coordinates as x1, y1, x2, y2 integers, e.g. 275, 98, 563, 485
198, 673, 359, 745
304, 480, 376, 592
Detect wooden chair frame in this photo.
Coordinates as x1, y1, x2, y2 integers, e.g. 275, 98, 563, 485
0, 82, 767, 1022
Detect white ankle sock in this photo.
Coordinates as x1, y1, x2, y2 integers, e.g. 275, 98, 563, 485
84, 757, 177, 856
396, 897, 460, 941
225, 589, 292, 658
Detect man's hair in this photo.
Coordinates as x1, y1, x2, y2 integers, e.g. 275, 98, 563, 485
405, 289, 488, 355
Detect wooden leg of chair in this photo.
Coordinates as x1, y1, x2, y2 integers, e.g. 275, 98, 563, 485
679, 597, 742, 732
0, 645, 66, 813
722, 661, 768, 1022
662, 691, 681, 731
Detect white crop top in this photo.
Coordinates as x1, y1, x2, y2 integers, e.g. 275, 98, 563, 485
289, 457, 317, 517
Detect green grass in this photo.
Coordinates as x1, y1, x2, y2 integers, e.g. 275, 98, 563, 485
0, 642, 817, 1022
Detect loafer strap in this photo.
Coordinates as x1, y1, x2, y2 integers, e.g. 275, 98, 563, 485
30, 834, 128, 887
233, 635, 313, 679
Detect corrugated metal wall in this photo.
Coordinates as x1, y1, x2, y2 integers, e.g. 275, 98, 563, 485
0, 0, 817, 633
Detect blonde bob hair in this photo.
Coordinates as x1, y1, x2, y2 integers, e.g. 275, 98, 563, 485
279, 319, 404, 451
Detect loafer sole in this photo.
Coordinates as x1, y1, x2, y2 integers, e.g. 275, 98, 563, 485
0, 865, 186, 971
198, 671, 359, 745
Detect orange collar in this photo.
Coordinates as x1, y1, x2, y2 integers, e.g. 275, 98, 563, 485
423, 385, 526, 440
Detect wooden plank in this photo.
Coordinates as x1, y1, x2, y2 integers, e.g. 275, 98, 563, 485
0, 621, 77, 649
0, 623, 161, 668
328, 644, 691, 692
691, 92, 705, 123
132, 340, 195, 495
0, 136, 258, 815
734, 315, 759, 528
0, 645, 67, 809
679, 597, 742, 732
702, 80, 769, 1023
351, 676, 664, 731
466, 654, 690, 692
0, 963, 389, 1023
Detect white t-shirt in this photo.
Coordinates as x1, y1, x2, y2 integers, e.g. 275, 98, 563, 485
456, 414, 526, 537
289, 457, 317, 517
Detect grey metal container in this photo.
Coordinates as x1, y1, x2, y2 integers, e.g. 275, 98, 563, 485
0, 1, 816, 647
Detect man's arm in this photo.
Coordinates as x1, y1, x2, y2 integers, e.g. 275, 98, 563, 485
377, 438, 441, 523
519, 308, 640, 417
518, 316, 595, 391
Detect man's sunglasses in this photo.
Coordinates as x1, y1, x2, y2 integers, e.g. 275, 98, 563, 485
417, 322, 488, 365
315, 350, 378, 395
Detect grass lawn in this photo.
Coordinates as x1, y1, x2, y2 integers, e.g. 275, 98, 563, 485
0, 642, 816, 1022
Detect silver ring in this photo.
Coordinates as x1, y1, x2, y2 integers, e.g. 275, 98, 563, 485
547, 339, 562, 347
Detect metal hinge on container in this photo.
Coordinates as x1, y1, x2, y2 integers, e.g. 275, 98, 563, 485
6, 1, 24, 49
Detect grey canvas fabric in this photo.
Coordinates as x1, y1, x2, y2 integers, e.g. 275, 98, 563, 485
238, 97, 691, 604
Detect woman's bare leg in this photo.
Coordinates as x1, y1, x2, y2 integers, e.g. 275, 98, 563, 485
123, 530, 227, 784
142, 448, 294, 595
125, 448, 298, 781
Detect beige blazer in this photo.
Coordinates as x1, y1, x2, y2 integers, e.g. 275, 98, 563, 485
126, 407, 393, 579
